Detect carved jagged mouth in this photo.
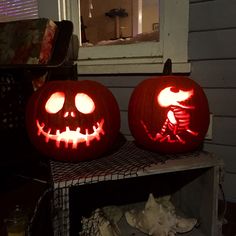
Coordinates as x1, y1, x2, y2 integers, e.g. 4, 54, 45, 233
36, 119, 105, 149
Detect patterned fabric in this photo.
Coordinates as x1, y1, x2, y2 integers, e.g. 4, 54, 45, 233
0, 18, 57, 64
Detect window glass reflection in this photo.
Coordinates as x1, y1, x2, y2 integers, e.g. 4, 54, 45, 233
80, 0, 159, 47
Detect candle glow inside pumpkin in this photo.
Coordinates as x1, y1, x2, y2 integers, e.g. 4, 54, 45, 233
36, 91, 105, 148
141, 86, 198, 144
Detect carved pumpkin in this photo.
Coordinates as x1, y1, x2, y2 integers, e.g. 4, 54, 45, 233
128, 75, 210, 153
25, 80, 120, 162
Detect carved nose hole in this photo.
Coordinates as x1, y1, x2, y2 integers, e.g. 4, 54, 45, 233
64, 112, 76, 118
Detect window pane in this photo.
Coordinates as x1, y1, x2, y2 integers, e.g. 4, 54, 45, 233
80, 0, 159, 47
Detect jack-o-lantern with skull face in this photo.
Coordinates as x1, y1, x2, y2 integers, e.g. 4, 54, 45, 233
26, 80, 120, 162
128, 75, 210, 154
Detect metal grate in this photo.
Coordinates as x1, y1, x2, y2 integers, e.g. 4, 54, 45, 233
51, 141, 177, 188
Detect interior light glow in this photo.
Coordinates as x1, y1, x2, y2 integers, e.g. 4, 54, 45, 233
158, 86, 194, 109
141, 86, 197, 144
45, 92, 65, 114
75, 93, 95, 114
36, 119, 105, 148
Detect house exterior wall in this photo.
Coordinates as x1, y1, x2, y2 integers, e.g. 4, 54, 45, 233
38, 0, 236, 202
77, 0, 236, 202
188, 0, 236, 202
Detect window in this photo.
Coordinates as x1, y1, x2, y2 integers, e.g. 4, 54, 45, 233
0, 0, 39, 22
58, 0, 190, 74
79, 0, 160, 46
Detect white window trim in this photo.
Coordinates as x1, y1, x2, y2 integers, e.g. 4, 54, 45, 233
58, 0, 190, 74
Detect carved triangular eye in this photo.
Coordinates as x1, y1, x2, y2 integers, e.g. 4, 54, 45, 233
45, 92, 65, 113
75, 93, 95, 114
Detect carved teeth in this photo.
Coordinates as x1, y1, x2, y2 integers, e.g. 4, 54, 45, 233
72, 140, 78, 149
36, 119, 105, 149
38, 122, 45, 136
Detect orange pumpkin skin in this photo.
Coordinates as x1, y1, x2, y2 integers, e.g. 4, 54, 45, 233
128, 76, 210, 154
26, 80, 120, 162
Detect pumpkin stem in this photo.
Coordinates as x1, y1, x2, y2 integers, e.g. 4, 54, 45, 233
163, 58, 172, 75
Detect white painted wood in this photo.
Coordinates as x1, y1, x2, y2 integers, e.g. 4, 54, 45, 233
222, 172, 236, 202
78, 42, 162, 60
204, 89, 236, 116
77, 59, 190, 74
162, 0, 189, 63
189, 0, 236, 31
120, 111, 130, 136
191, 60, 236, 87
204, 143, 236, 173
185, 0, 236, 202
189, 29, 236, 60
78, 59, 236, 88
190, 0, 215, 3
77, 75, 147, 87
210, 116, 236, 146
109, 87, 132, 111
58, 0, 190, 74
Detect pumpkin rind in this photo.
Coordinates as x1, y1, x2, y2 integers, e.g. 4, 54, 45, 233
25, 80, 120, 162
128, 76, 210, 153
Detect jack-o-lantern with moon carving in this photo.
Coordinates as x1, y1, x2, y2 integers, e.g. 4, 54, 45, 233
25, 80, 120, 162
128, 74, 210, 154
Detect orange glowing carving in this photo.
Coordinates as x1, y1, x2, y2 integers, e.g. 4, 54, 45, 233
142, 86, 198, 144
45, 92, 65, 113
36, 119, 105, 148
64, 111, 76, 118
39, 92, 105, 148
75, 93, 95, 114
158, 87, 194, 109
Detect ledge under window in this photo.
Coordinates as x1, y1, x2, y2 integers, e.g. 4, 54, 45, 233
77, 59, 191, 74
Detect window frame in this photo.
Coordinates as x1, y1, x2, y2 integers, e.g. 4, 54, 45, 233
58, 0, 190, 74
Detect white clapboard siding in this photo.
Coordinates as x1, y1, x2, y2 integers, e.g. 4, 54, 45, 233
189, 29, 236, 60
191, 60, 236, 88
189, 0, 236, 202
204, 143, 236, 173
189, 0, 236, 31
210, 117, 236, 146
204, 89, 236, 116
222, 173, 236, 202
190, 0, 215, 3
78, 75, 156, 88
109, 88, 133, 111
77, 0, 236, 202
120, 111, 130, 137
